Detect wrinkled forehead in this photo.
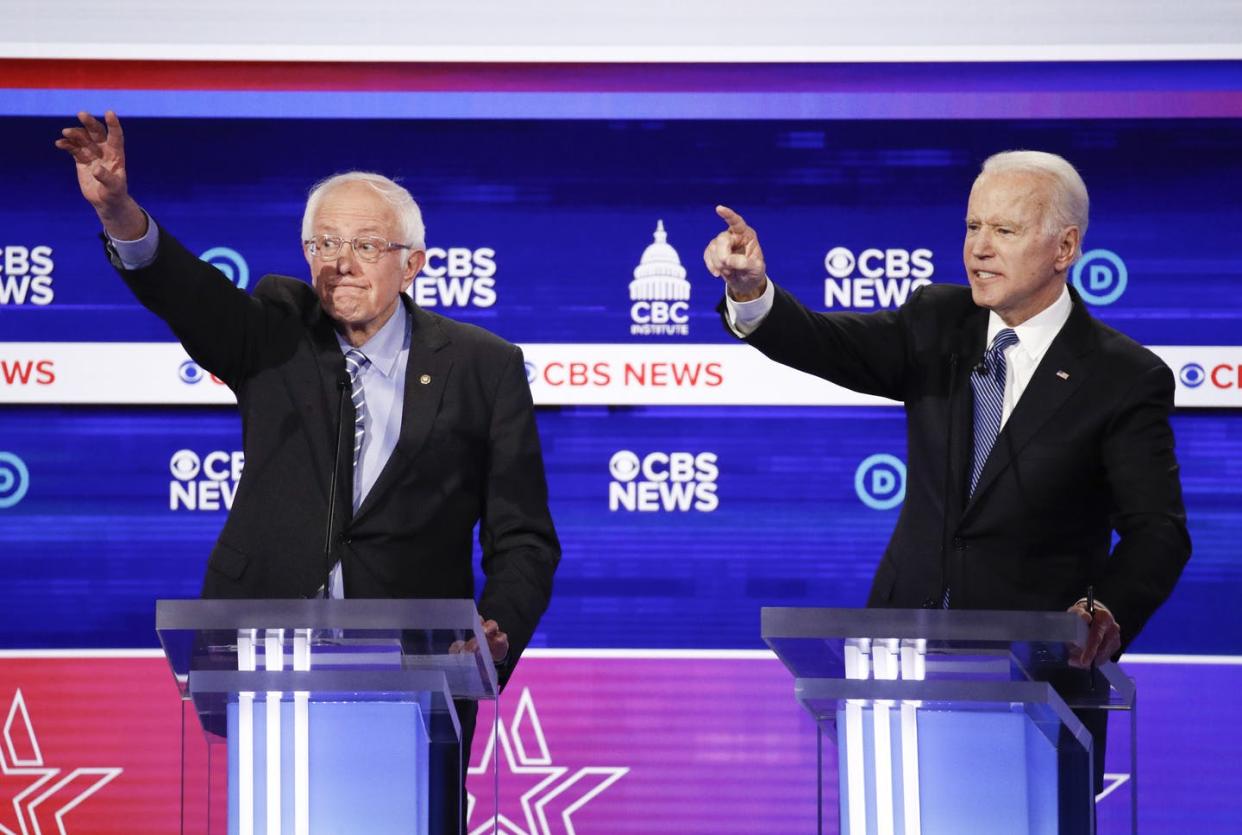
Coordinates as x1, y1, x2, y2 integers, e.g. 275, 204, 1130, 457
967, 171, 1053, 224
310, 181, 399, 236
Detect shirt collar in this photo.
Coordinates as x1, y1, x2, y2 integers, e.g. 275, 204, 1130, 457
335, 302, 411, 379
985, 284, 1072, 360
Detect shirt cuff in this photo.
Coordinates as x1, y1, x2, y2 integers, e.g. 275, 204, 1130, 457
108, 211, 159, 270
725, 278, 775, 337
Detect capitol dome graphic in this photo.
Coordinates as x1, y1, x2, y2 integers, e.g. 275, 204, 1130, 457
630, 220, 689, 302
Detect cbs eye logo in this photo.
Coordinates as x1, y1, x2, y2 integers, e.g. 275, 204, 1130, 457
608, 450, 641, 481
1071, 249, 1127, 306
199, 247, 250, 290
1178, 363, 1205, 388
0, 452, 30, 509
169, 449, 202, 481
824, 247, 856, 278
854, 454, 906, 510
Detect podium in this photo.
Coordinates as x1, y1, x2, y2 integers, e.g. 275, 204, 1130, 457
762, 608, 1136, 835
157, 598, 499, 835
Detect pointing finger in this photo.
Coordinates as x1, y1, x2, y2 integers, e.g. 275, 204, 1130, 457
715, 205, 748, 234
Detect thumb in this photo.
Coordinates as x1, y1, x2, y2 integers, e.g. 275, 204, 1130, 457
91, 161, 121, 190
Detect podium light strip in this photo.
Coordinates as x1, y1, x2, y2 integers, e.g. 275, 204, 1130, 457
293, 630, 310, 835
237, 630, 256, 835
873, 703, 895, 835
264, 630, 284, 835
900, 702, 923, 835
844, 702, 866, 835
872, 640, 897, 835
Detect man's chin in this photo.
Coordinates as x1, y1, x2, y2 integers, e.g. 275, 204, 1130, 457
969, 284, 994, 311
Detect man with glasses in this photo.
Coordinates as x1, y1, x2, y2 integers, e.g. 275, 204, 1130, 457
57, 111, 560, 833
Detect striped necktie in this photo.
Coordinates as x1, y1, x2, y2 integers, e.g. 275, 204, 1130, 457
969, 328, 1019, 496
343, 349, 370, 495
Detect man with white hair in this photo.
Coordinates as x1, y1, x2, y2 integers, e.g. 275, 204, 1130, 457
704, 150, 1190, 793
57, 111, 560, 833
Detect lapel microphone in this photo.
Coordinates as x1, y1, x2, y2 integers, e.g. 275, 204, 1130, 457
974, 358, 989, 376
322, 374, 351, 600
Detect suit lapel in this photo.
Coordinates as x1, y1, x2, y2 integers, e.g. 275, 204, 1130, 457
948, 310, 987, 514
963, 295, 1095, 516
354, 298, 453, 522
278, 306, 354, 511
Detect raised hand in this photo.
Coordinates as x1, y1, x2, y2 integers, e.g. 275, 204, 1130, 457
703, 205, 767, 302
54, 111, 146, 239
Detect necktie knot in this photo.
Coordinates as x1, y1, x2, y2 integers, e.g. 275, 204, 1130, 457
990, 328, 1019, 355
344, 348, 369, 381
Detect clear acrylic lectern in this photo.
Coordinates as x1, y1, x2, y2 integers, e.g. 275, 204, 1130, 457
762, 607, 1136, 835
157, 598, 499, 835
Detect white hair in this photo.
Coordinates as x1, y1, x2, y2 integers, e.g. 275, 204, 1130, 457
301, 171, 426, 252
979, 150, 1089, 259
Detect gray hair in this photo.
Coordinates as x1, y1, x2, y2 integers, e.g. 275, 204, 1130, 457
301, 171, 426, 252
979, 150, 1089, 260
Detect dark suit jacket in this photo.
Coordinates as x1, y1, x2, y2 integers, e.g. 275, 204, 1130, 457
109, 229, 560, 682
727, 282, 1189, 648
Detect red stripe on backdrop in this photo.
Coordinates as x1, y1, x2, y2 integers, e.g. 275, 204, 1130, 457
0, 60, 713, 92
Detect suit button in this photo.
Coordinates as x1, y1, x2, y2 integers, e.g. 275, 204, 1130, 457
340, 533, 352, 544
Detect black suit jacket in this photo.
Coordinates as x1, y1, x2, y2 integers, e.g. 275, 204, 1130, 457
110, 229, 560, 681
728, 282, 1189, 648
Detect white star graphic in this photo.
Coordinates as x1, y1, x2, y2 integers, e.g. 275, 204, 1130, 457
0, 690, 122, 835
1096, 772, 1131, 804
466, 688, 627, 835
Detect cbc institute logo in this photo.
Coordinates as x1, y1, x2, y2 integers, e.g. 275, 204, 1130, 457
630, 221, 690, 337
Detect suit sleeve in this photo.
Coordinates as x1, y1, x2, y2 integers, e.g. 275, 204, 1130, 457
477, 344, 561, 686
720, 282, 914, 402
1096, 361, 1191, 647
107, 227, 276, 389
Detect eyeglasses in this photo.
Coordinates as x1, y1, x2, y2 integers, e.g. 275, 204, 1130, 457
303, 235, 413, 263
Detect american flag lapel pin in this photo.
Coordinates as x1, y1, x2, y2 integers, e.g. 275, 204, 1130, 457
1056, 370, 1070, 380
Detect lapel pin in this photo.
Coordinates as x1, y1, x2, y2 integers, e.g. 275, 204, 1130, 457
419, 374, 431, 385
1056, 370, 1070, 380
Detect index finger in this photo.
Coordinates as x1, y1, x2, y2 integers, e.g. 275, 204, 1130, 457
78, 111, 106, 143
715, 205, 749, 234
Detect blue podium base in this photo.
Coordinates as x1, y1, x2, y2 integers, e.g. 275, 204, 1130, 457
838, 705, 1085, 835
227, 699, 429, 835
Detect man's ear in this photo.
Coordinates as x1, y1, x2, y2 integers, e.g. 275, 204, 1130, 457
401, 249, 426, 291
1055, 226, 1081, 272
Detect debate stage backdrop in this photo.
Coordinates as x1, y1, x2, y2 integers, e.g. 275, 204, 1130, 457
1, 61, 1241, 833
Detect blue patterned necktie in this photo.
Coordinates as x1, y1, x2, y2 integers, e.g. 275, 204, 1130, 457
969, 328, 1019, 496
343, 348, 370, 503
